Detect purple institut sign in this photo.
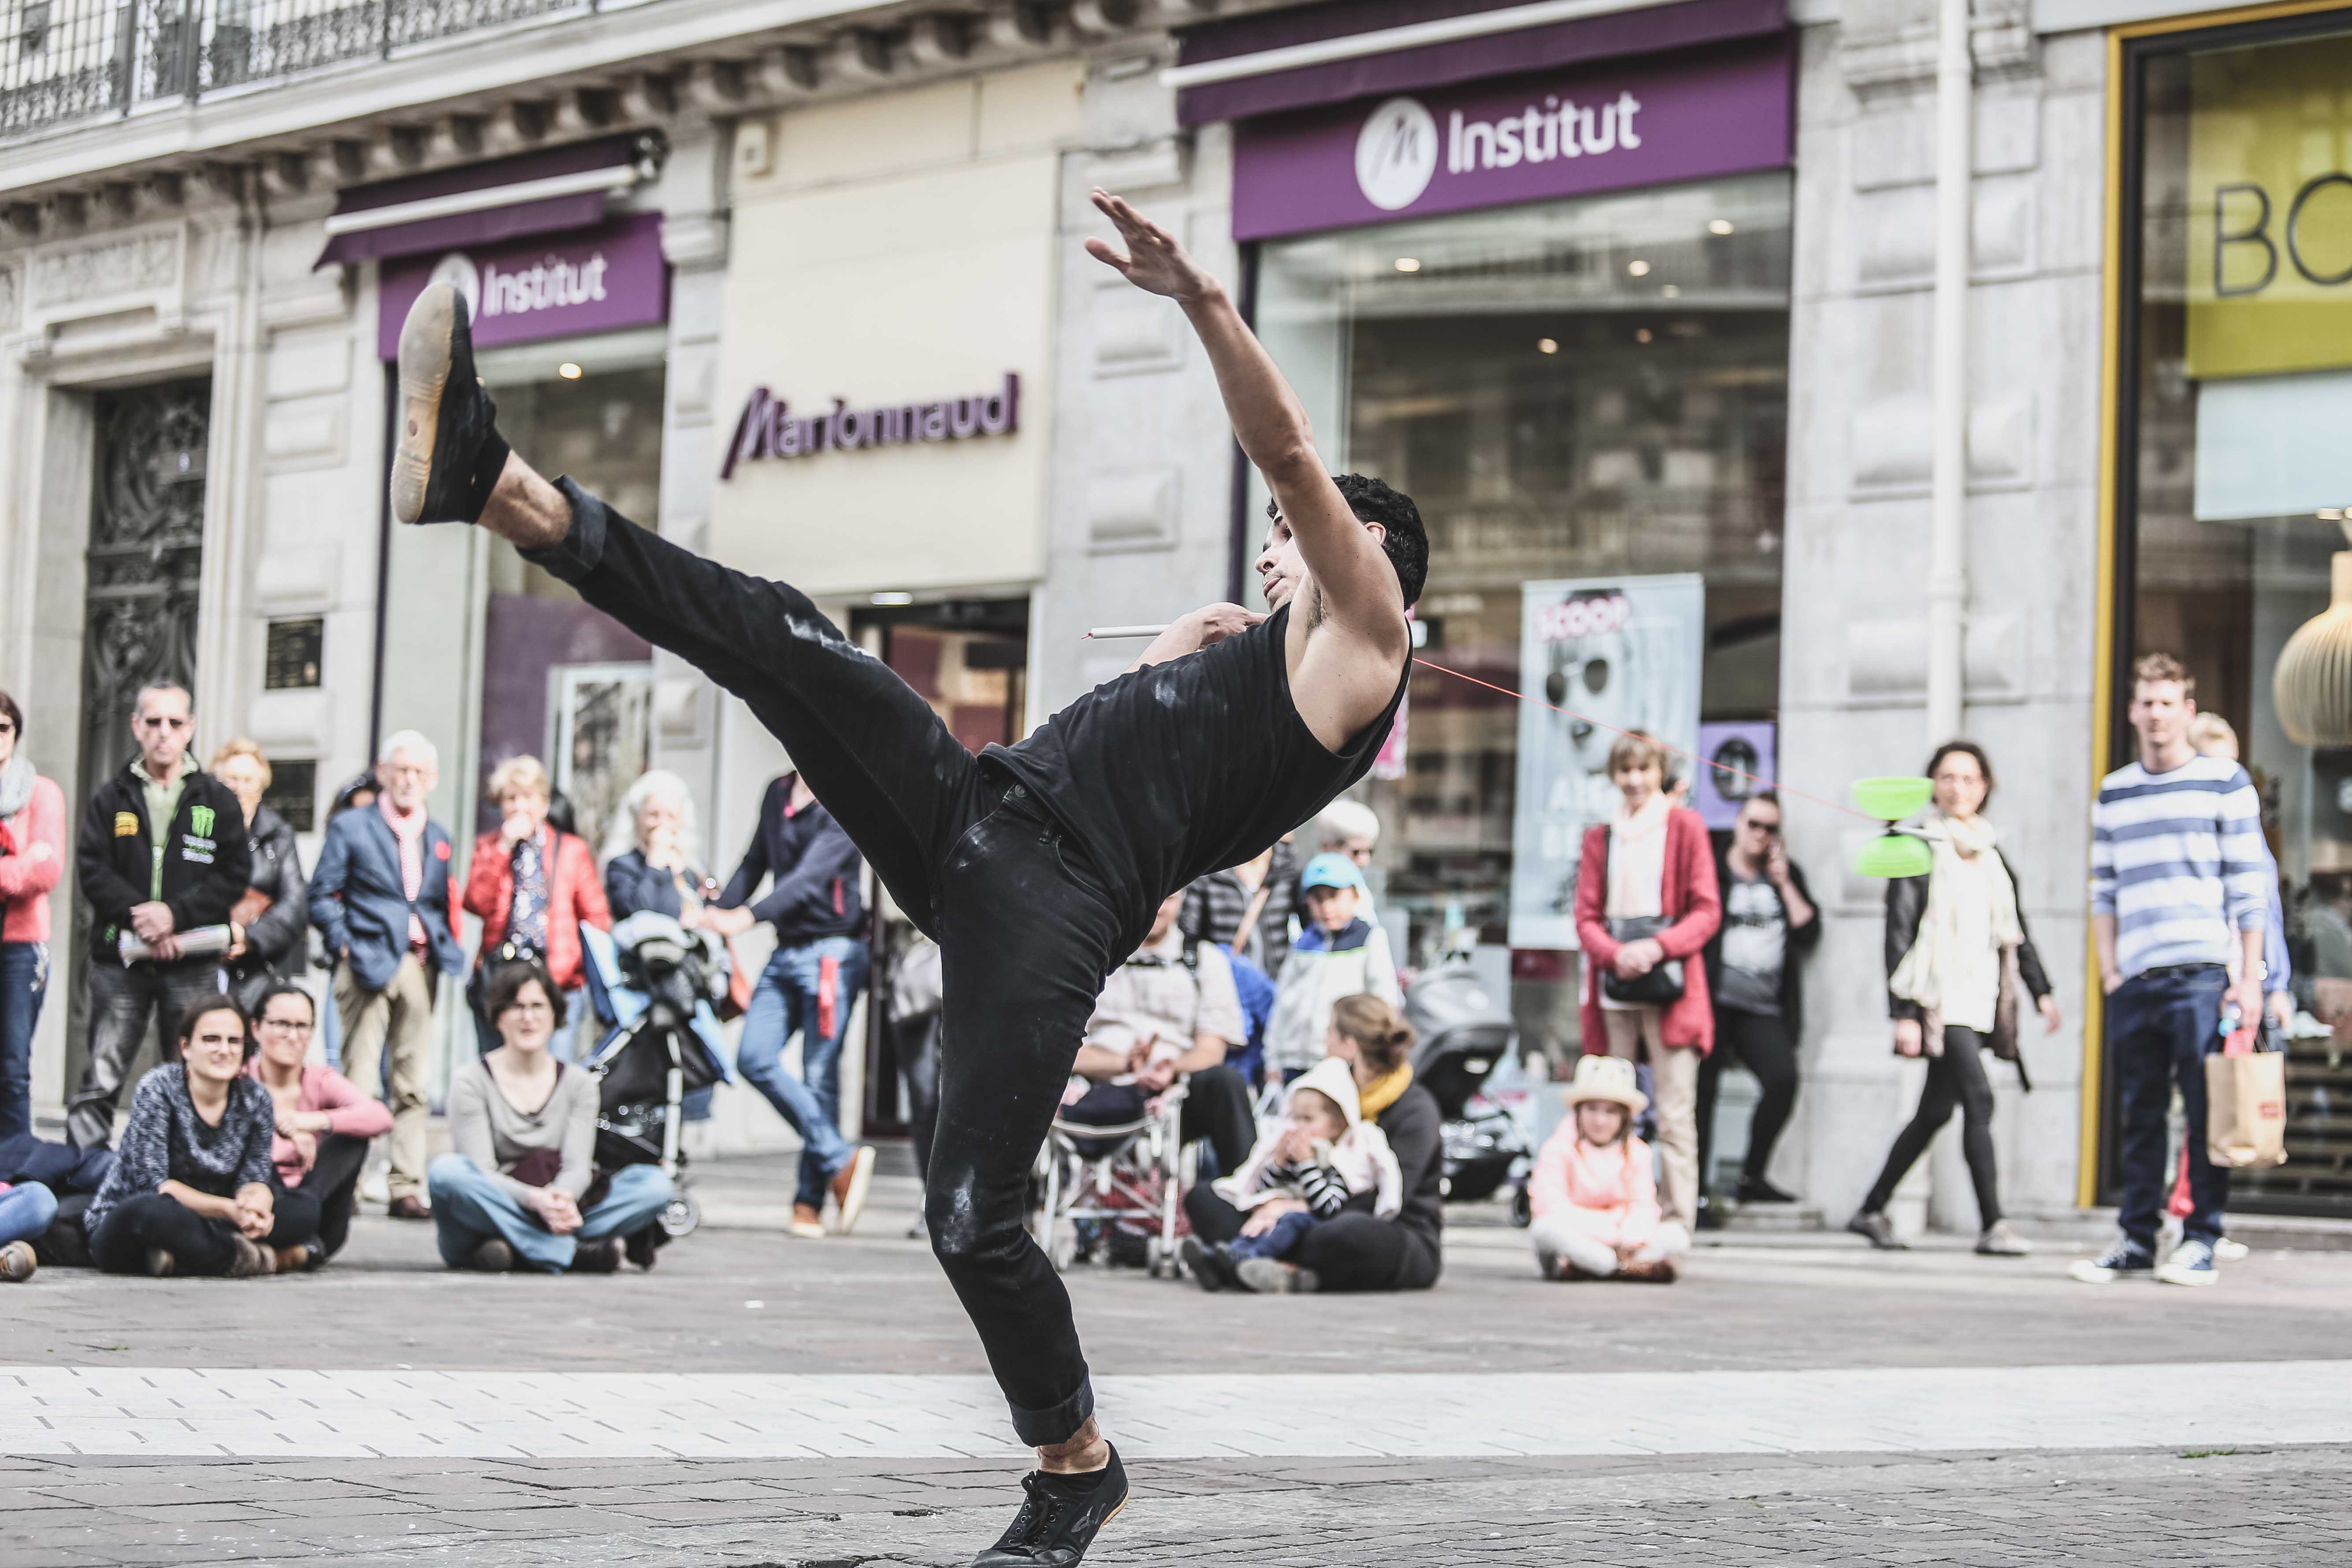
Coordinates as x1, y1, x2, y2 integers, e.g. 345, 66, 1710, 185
1231, 37, 1793, 241
376, 211, 669, 359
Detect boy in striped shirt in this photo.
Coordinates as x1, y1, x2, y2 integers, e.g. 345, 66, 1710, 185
2076, 654, 2268, 1289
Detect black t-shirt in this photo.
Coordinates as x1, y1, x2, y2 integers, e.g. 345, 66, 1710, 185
991, 605, 1408, 923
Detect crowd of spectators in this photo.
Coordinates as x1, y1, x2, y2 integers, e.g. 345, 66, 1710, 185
0, 648, 2271, 1294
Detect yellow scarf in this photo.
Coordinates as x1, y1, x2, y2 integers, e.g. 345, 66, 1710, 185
1355, 1061, 1413, 1122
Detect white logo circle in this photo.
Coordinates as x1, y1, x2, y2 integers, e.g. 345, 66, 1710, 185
1356, 97, 1439, 212
428, 252, 481, 321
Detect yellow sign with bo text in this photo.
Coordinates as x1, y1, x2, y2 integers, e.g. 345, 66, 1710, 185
2188, 33, 2352, 380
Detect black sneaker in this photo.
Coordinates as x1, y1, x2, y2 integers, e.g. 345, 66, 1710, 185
970, 1445, 1129, 1567
1180, 1236, 1235, 1292
2070, 1238, 2155, 1284
1736, 1175, 1799, 1204
391, 282, 510, 526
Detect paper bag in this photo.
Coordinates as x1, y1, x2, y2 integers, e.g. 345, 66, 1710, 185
2205, 1051, 2288, 1169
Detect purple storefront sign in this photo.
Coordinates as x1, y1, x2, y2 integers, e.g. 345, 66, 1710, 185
376, 211, 669, 360
1232, 36, 1791, 242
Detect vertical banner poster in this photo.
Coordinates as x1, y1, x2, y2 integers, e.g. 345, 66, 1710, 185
1509, 574, 1705, 949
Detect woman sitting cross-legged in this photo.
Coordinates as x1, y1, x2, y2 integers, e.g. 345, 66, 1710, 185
84, 998, 324, 1278
427, 961, 672, 1273
246, 983, 389, 1262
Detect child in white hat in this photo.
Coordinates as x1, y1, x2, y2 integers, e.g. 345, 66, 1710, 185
1529, 1055, 1688, 1283
1185, 1055, 1401, 1293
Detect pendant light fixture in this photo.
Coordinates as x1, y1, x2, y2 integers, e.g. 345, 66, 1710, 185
2274, 516, 2352, 747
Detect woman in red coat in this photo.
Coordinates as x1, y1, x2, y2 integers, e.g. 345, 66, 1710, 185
1574, 732, 1721, 1232
463, 755, 610, 1057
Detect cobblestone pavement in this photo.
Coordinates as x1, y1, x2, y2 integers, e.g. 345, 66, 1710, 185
6, 1155, 2350, 1566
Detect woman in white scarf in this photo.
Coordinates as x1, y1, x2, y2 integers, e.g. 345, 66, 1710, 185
1847, 742, 2061, 1259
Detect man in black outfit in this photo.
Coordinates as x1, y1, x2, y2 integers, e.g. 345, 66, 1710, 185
390, 190, 1422, 1568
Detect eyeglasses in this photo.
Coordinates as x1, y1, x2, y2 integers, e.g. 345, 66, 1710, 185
259, 1016, 315, 1033
504, 1000, 555, 1017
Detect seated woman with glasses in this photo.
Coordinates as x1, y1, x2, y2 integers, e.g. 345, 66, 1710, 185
427, 961, 673, 1273
245, 984, 389, 1263
83, 998, 324, 1277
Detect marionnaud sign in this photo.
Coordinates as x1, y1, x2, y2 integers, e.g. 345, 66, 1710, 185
721, 375, 1020, 477
376, 212, 669, 359
1232, 37, 1792, 242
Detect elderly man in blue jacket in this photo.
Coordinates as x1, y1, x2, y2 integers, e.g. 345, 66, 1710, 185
709, 770, 876, 1239
308, 730, 465, 1219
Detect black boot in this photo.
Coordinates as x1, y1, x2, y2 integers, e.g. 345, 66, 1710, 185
391, 282, 510, 526
970, 1445, 1129, 1567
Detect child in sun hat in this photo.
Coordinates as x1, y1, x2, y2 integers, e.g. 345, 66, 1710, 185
1262, 853, 1402, 1082
1529, 1055, 1688, 1283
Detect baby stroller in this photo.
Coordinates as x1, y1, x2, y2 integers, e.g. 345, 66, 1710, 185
580, 912, 736, 1240
1027, 1074, 1192, 1277
1404, 949, 1532, 1216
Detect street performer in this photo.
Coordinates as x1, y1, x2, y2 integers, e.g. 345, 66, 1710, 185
389, 189, 1423, 1567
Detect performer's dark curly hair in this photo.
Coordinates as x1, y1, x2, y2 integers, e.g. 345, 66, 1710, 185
1268, 475, 1428, 609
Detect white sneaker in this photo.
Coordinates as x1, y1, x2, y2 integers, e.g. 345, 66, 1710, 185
2213, 1237, 2251, 1263
2154, 1238, 2219, 1287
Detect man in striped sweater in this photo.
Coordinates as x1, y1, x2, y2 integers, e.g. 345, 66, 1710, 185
2075, 653, 2269, 1289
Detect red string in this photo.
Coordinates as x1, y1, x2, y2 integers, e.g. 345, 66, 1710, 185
1408, 657, 1878, 824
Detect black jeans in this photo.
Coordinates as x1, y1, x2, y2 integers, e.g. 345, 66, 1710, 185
301, 1132, 373, 1258
1184, 1185, 1441, 1292
89, 1187, 323, 1275
1697, 1007, 1800, 1191
528, 481, 1151, 1446
74, 957, 224, 1148
2110, 965, 2230, 1250
1860, 1024, 2002, 1225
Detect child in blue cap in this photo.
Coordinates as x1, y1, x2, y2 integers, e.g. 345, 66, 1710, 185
1262, 852, 1402, 1082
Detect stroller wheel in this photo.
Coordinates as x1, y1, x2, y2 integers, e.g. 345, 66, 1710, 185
1509, 1184, 1532, 1229
659, 1191, 701, 1239
1145, 1237, 1170, 1279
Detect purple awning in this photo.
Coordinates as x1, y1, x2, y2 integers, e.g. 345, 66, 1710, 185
315, 134, 648, 269
1173, 0, 1787, 126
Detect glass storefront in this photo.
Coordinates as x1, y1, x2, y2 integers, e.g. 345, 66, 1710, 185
2118, 15, 2352, 1214
470, 331, 667, 843
1253, 169, 1793, 1054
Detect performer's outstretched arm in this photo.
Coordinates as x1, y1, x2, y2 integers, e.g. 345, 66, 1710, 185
1087, 192, 1408, 660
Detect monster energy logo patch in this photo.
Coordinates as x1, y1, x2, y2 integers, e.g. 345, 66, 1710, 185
189, 805, 216, 837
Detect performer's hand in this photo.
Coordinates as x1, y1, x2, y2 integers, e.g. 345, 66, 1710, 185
1086, 190, 1215, 305
2038, 994, 2063, 1034
1184, 603, 1267, 649
1893, 1018, 1924, 1057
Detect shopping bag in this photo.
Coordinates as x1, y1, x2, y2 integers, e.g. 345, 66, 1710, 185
2205, 1050, 2288, 1169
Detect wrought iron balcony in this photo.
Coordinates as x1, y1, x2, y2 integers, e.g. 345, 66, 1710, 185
0, 0, 600, 141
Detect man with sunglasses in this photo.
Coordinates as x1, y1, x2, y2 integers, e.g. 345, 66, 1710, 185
70, 682, 250, 1149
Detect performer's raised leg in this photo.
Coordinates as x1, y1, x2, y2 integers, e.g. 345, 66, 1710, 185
393, 282, 976, 931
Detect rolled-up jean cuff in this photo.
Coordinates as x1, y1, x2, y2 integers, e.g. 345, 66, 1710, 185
521, 477, 610, 583
1007, 1374, 1095, 1448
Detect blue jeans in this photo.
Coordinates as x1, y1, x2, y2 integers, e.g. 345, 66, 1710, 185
1227, 1207, 1318, 1262
426, 1154, 673, 1272
738, 937, 867, 1208
2111, 965, 2231, 1251
0, 1180, 56, 1247
0, 943, 44, 1141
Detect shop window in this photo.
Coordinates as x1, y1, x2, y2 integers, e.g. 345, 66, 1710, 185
264, 617, 323, 689
2118, 22, 2352, 1215
472, 345, 664, 841
1251, 171, 1792, 1054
